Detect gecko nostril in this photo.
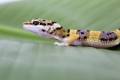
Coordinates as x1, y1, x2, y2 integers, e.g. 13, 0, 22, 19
33, 21, 39, 25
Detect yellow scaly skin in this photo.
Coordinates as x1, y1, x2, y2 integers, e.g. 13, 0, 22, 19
66, 29, 120, 48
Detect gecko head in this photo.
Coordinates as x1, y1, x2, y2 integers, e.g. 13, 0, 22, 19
23, 18, 63, 38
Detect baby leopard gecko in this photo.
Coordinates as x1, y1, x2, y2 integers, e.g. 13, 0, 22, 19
23, 18, 120, 48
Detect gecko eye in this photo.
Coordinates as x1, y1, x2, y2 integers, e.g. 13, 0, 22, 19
33, 21, 39, 25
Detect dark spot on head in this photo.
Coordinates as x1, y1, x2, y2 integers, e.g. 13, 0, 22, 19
33, 21, 39, 25
47, 23, 53, 26
41, 29, 46, 32
56, 27, 62, 30
42, 19, 46, 21
40, 22, 42, 25
40, 23, 46, 26
52, 21, 56, 24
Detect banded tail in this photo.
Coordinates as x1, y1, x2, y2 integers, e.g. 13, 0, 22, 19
114, 28, 120, 39
113, 28, 120, 45
111, 28, 120, 49
79, 28, 120, 48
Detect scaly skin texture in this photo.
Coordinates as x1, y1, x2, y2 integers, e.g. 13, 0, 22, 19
67, 29, 120, 48
23, 19, 120, 48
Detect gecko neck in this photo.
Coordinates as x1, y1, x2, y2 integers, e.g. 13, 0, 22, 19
52, 28, 70, 39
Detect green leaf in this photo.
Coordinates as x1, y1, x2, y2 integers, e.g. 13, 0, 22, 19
0, 0, 120, 80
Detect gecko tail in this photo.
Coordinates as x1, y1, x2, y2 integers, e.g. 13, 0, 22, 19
106, 28, 120, 50
116, 28, 120, 38
108, 28, 120, 50
116, 28, 120, 43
